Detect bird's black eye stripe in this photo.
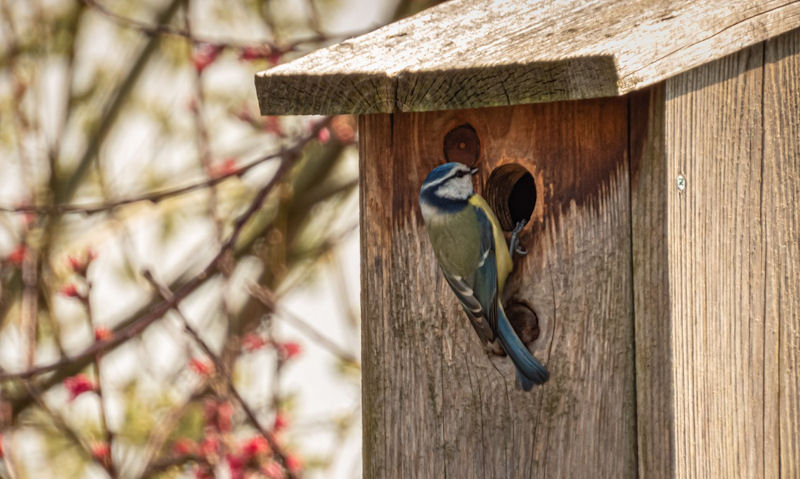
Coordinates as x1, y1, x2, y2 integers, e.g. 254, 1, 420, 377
453, 170, 469, 178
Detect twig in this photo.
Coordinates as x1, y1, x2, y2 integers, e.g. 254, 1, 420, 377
0, 143, 285, 216
22, 381, 100, 469
134, 381, 207, 479
185, 0, 224, 243
79, 285, 117, 477
139, 453, 208, 477
247, 282, 359, 367
82, 0, 368, 52
142, 271, 297, 478
0, 121, 328, 382
58, 0, 184, 204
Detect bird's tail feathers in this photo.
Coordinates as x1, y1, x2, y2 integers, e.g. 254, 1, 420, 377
496, 307, 549, 390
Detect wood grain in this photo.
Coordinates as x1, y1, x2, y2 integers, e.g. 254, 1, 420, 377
359, 99, 635, 478
665, 43, 769, 478
631, 32, 800, 478
764, 28, 800, 479
629, 84, 675, 478
257, 0, 800, 115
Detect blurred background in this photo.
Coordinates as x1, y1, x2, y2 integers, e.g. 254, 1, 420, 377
0, 0, 441, 477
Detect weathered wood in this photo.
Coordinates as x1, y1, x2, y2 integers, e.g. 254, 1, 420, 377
665, 43, 768, 477
257, 0, 800, 115
630, 84, 674, 478
359, 99, 635, 478
764, 28, 800, 478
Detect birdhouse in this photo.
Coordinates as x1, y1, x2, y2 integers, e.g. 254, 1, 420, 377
255, 1, 800, 477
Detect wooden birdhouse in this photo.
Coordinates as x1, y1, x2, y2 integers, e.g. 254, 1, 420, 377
255, 1, 800, 477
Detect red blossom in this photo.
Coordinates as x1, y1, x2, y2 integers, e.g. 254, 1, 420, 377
194, 465, 214, 479
192, 43, 224, 73
236, 108, 254, 123
68, 255, 82, 271
227, 453, 247, 479
173, 438, 197, 455
60, 284, 80, 298
241, 436, 270, 458
262, 461, 285, 479
263, 116, 284, 137
68, 250, 97, 276
242, 333, 269, 352
64, 373, 95, 400
0, 432, 4, 458
331, 115, 357, 144
239, 45, 271, 61
6, 245, 26, 265
286, 454, 302, 473
199, 434, 220, 458
267, 50, 283, 65
90, 442, 110, 463
204, 399, 233, 432
273, 413, 288, 432
189, 358, 214, 376
216, 401, 234, 432
278, 342, 302, 360
22, 210, 36, 226
317, 126, 331, 144
209, 157, 239, 178
187, 96, 199, 113
94, 327, 113, 341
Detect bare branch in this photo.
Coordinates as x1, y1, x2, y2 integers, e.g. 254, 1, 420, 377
142, 270, 297, 479
0, 147, 284, 216
82, 0, 368, 53
0, 121, 329, 383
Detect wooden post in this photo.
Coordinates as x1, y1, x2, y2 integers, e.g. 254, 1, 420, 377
359, 98, 636, 477
632, 30, 800, 478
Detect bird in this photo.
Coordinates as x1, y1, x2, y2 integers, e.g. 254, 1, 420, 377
418, 162, 549, 390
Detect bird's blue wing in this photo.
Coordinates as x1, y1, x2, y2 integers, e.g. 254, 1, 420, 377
470, 204, 500, 333
439, 205, 499, 344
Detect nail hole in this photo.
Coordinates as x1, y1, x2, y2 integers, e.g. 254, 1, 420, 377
444, 124, 480, 166
485, 164, 536, 231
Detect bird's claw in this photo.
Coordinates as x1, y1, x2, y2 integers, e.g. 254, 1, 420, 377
509, 219, 528, 259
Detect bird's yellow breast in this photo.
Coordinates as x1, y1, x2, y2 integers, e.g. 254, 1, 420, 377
468, 195, 513, 289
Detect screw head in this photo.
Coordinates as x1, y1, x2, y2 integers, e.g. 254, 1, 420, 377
676, 174, 686, 192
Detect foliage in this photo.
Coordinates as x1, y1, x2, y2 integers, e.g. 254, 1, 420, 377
0, 0, 406, 477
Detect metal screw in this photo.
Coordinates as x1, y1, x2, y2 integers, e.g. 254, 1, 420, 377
676, 174, 686, 192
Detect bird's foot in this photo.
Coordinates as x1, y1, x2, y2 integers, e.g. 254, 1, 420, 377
509, 219, 528, 259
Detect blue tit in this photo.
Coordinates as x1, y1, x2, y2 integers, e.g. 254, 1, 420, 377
419, 162, 549, 390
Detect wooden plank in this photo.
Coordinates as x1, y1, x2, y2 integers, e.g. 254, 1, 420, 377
257, 0, 800, 115
359, 99, 635, 478
665, 43, 769, 478
629, 84, 675, 478
764, 28, 800, 479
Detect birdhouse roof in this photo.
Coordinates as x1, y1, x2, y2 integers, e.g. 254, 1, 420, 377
256, 0, 800, 115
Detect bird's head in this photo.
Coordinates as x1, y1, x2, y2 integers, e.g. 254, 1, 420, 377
419, 162, 478, 213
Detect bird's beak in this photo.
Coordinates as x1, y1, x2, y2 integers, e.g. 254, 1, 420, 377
470, 167, 479, 175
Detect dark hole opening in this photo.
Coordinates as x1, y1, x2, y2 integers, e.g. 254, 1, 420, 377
508, 173, 536, 228
485, 164, 537, 231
